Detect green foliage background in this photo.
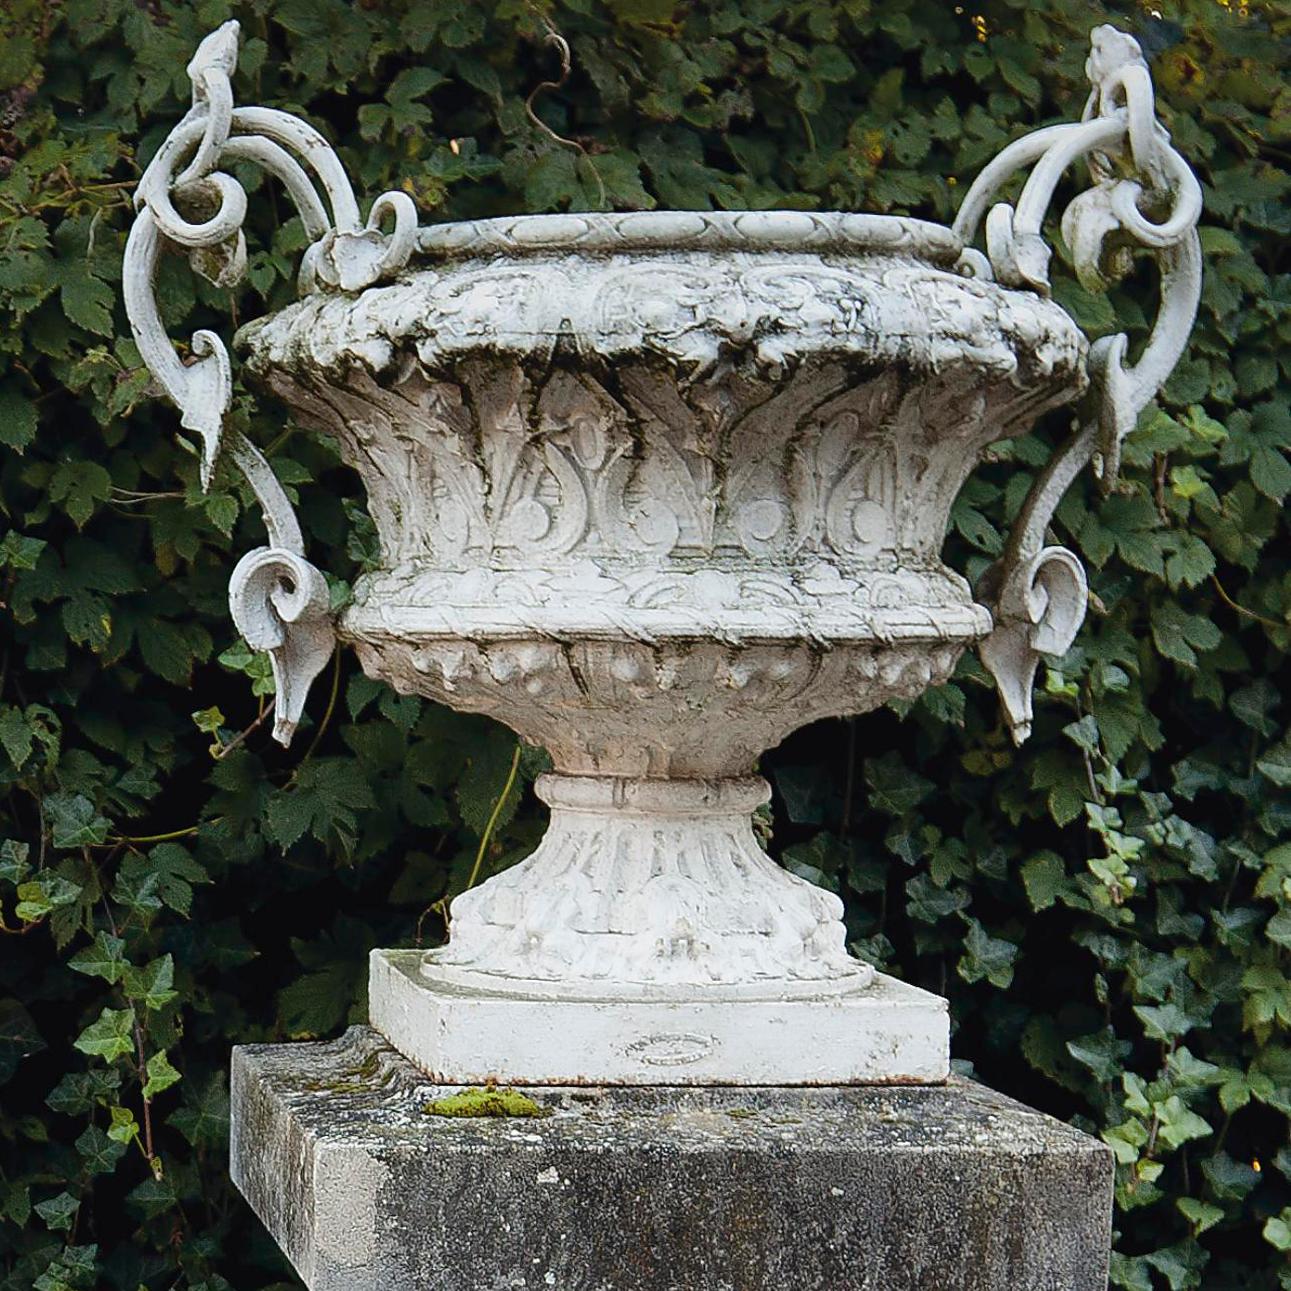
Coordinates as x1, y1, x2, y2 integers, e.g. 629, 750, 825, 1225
0, 0, 1288, 1287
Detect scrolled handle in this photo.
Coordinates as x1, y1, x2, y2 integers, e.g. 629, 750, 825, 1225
977, 548, 1089, 746
125, 21, 421, 742
954, 25, 1204, 743
228, 549, 334, 747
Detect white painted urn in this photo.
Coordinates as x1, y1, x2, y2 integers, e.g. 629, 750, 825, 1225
127, 23, 1202, 1083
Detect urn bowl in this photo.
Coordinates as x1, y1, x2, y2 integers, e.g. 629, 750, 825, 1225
240, 210, 1087, 779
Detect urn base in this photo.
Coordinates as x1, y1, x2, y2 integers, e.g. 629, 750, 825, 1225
369, 948, 950, 1085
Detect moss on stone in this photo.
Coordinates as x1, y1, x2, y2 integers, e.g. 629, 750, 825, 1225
423, 1087, 552, 1119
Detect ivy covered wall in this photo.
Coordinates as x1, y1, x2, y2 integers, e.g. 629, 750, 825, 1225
0, 1, 1288, 1287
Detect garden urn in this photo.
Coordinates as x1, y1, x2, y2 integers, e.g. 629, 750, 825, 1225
124, 22, 1202, 1084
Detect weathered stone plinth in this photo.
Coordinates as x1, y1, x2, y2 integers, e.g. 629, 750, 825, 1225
231, 1027, 1113, 1291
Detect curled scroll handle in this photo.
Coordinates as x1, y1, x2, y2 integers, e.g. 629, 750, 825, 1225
953, 25, 1203, 743
123, 21, 416, 743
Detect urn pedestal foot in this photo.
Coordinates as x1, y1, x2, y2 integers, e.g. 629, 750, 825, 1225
370, 948, 949, 1085
428, 773, 873, 992
230, 1026, 1114, 1291
370, 771, 949, 1084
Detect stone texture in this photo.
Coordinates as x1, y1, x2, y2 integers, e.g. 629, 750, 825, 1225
231, 1027, 1113, 1291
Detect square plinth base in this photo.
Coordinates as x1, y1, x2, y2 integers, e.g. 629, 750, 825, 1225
369, 948, 949, 1085
230, 1027, 1113, 1291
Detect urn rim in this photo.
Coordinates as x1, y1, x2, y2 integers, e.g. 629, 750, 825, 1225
412, 209, 964, 267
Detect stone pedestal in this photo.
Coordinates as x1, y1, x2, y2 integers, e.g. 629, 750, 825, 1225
230, 1027, 1113, 1291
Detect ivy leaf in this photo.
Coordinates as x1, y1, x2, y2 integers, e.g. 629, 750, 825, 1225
266, 758, 377, 855
906, 873, 968, 924
1108, 1253, 1153, 1291
1265, 1210, 1291, 1253
32, 1243, 100, 1291
15, 874, 83, 922
1144, 1240, 1208, 1290
1266, 910, 1291, 950
1256, 737, 1291, 788
33, 1191, 79, 1232
957, 917, 1018, 989
346, 673, 384, 719
48, 461, 112, 528
598, 150, 655, 210
126, 1176, 177, 1220
167, 1074, 228, 1148
1150, 602, 1222, 669
59, 269, 114, 337
1250, 445, 1291, 501
1081, 493, 1166, 574
1230, 679, 1280, 736
864, 753, 933, 817
1166, 1048, 1222, 1089
73, 1007, 136, 1062
640, 129, 742, 208
524, 149, 585, 211
0, 530, 44, 569
1242, 962, 1291, 1032
137, 619, 202, 685
191, 706, 225, 735
60, 590, 112, 651
1177, 1197, 1224, 1236
145, 843, 209, 915
67, 931, 128, 985
1068, 1029, 1132, 1083
123, 955, 177, 1012
0, 705, 34, 770
0, 1181, 30, 1227
109, 863, 164, 921
1201, 481, 1278, 570
74, 1124, 127, 1176
106, 1105, 140, 1146
45, 1067, 120, 1117
0, 839, 30, 884
142, 1051, 182, 1098
1203, 1152, 1262, 1203
1063, 714, 1100, 754
1021, 851, 1066, 912
0, 997, 45, 1084
782, 833, 845, 891
1154, 1096, 1212, 1150
917, 682, 966, 727
114, 844, 209, 918
0, 387, 37, 452
277, 915, 374, 1038
951, 496, 1003, 553
45, 792, 110, 849
1164, 533, 1216, 590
